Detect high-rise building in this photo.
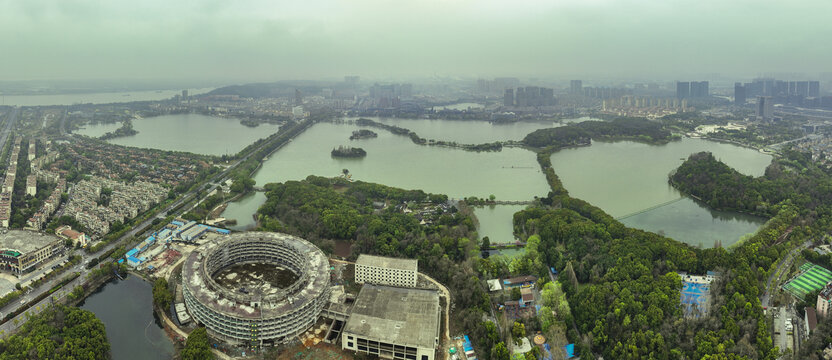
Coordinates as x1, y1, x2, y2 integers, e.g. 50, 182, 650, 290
756, 96, 773, 120
344, 76, 360, 85
689, 81, 709, 98
294, 89, 303, 106
503, 88, 514, 107
734, 83, 746, 105
676, 82, 690, 99
817, 281, 832, 318
181, 90, 188, 103
810, 81, 821, 97
570, 80, 583, 95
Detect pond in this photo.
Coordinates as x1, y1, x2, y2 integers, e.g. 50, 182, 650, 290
78, 276, 174, 360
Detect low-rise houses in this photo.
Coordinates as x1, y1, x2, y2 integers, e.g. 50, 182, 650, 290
63, 176, 167, 236
55, 225, 90, 248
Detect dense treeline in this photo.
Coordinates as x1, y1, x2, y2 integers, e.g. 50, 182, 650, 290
509, 126, 813, 358
522, 117, 676, 148
0, 305, 109, 359
256, 176, 492, 340
354, 118, 503, 152
672, 150, 832, 221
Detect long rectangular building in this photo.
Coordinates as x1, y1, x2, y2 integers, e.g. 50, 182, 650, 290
342, 284, 440, 360
355, 254, 418, 288
0, 230, 63, 276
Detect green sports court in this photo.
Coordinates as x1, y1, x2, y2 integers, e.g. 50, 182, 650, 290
782, 263, 832, 299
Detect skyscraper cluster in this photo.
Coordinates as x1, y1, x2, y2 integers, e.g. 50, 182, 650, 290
675, 81, 709, 99
735, 78, 821, 107
369, 83, 413, 108
503, 87, 556, 107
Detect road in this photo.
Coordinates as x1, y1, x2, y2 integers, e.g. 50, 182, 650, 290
762, 240, 811, 308
0, 264, 90, 337
0, 118, 314, 338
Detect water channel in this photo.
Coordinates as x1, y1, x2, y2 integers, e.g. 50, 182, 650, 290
550, 138, 772, 247
78, 276, 174, 360
75, 113, 281, 156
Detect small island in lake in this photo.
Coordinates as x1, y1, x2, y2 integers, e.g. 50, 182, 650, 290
331, 145, 367, 158
99, 119, 138, 140
349, 129, 378, 140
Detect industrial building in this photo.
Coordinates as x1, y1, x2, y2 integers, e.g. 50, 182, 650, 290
182, 232, 330, 346
0, 230, 63, 276
342, 284, 441, 360
355, 254, 418, 288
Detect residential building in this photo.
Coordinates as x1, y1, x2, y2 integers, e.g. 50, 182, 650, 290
817, 282, 832, 318
734, 82, 746, 105
570, 80, 583, 95
26, 175, 36, 196
757, 96, 774, 120
355, 254, 418, 288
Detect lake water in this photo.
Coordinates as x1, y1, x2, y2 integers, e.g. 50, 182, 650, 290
550, 138, 772, 247
75, 114, 280, 156
253, 122, 549, 199
221, 121, 551, 228
79, 276, 174, 360
221, 192, 266, 230
0, 88, 213, 106
372, 117, 594, 144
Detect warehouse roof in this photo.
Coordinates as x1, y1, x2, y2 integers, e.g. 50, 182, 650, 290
344, 284, 439, 349
0, 230, 60, 255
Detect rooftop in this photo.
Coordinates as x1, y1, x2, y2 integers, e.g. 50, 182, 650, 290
0, 230, 61, 255
344, 284, 440, 349
355, 254, 418, 272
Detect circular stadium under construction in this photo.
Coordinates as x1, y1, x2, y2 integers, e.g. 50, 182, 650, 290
181, 232, 330, 345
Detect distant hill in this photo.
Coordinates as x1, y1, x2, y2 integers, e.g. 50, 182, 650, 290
207, 81, 339, 98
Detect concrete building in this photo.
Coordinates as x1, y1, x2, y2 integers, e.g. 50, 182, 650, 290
182, 232, 330, 346
817, 281, 832, 318
25, 175, 36, 196
734, 82, 746, 105
342, 284, 440, 360
570, 80, 583, 95
757, 96, 774, 120
55, 225, 90, 248
0, 230, 63, 276
355, 254, 418, 288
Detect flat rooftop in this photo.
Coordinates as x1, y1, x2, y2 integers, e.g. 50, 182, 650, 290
355, 254, 417, 272
0, 230, 60, 255
344, 284, 439, 349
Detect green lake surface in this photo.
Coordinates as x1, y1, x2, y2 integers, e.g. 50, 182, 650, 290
75, 113, 280, 156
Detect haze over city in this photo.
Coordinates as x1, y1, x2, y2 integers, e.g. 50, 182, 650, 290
3, 1, 832, 360
2, 0, 832, 82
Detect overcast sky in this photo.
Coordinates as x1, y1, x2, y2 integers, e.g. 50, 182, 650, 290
1, 0, 830, 83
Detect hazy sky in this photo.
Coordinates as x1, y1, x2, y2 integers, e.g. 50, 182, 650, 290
1, 0, 830, 82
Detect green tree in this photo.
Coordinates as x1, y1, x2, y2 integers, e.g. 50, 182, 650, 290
152, 278, 173, 310
182, 327, 214, 360
510, 286, 521, 301
512, 321, 526, 345
491, 342, 510, 360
